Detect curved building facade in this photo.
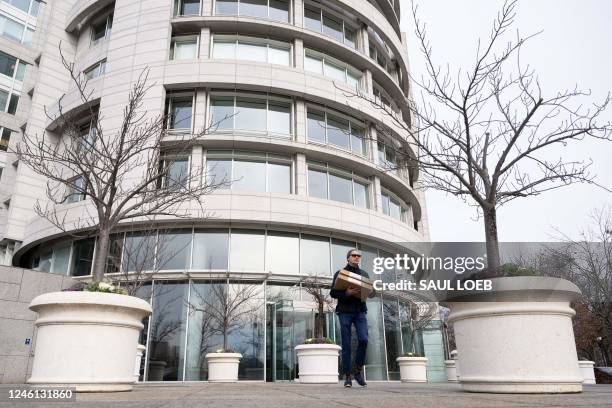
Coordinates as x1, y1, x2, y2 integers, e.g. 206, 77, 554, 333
1, 0, 446, 381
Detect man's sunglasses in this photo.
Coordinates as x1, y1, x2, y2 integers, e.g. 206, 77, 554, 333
350, 254, 362, 258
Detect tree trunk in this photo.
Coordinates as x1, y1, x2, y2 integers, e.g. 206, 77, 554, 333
483, 207, 501, 276
92, 228, 110, 283
316, 302, 324, 339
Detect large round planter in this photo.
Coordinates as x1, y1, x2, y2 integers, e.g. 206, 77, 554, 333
443, 277, 583, 393
295, 344, 341, 383
27, 291, 152, 392
205, 353, 242, 382
579, 361, 596, 384
445, 360, 458, 382
397, 357, 428, 382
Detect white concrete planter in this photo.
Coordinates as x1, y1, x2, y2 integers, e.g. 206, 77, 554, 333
134, 344, 146, 382
27, 291, 152, 392
443, 277, 583, 393
205, 353, 242, 382
397, 357, 428, 383
579, 361, 596, 384
295, 344, 341, 383
445, 360, 458, 382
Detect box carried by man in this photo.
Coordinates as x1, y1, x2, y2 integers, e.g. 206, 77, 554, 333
334, 269, 374, 301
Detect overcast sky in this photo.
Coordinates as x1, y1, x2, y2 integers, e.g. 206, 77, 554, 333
399, 0, 612, 242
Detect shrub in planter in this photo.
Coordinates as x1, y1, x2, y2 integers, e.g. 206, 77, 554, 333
296, 338, 341, 384
397, 352, 428, 383
205, 348, 243, 383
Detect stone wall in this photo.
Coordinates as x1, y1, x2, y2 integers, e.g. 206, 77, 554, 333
0, 266, 76, 383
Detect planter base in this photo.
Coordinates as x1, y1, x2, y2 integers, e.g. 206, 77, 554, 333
27, 379, 134, 392
461, 380, 582, 394
295, 344, 341, 384
206, 353, 242, 382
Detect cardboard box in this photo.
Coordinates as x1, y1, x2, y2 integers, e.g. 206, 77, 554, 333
334, 269, 374, 301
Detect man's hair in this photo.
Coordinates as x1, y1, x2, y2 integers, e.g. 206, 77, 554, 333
346, 248, 360, 260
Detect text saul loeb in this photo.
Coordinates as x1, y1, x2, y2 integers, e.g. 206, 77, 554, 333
373, 279, 493, 291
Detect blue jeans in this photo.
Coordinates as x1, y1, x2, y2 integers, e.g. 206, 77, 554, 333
338, 312, 368, 375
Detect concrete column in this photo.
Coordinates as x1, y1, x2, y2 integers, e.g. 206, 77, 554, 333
192, 145, 204, 188
359, 24, 369, 56
295, 99, 306, 143
363, 69, 373, 94
373, 176, 382, 212
294, 0, 304, 27
202, 0, 213, 16
194, 89, 207, 132
200, 27, 211, 59
294, 38, 303, 69
369, 124, 379, 164
295, 153, 307, 195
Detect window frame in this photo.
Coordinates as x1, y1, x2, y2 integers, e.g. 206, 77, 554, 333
166, 92, 195, 131
211, 34, 292, 66
65, 175, 87, 204
213, 0, 291, 23
381, 187, 413, 225
90, 11, 113, 47
302, 1, 359, 49
305, 105, 367, 157
159, 154, 191, 189
304, 48, 362, 89
170, 34, 200, 60
174, 0, 201, 16
83, 59, 106, 80
306, 161, 371, 209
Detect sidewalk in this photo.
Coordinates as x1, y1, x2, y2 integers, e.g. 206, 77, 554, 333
2, 382, 612, 408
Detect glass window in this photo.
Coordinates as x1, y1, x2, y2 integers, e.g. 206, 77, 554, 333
233, 160, 266, 192
206, 159, 232, 186
210, 97, 234, 129
331, 238, 355, 272
70, 238, 95, 276
84, 60, 106, 80
162, 157, 189, 188
384, 299, 403, 380
9, 0, 30, 13
326, 116, 349, 149
215, 0, 237, 14
177, 0, 200, 15
91, 15, 111, 44
353, 181, 368, 209
240, 0, 267, 18
269, 0, 289, 22
213, 39, 235, 59
192, 229, 229, 269
267, 162, 291, 193
347, 71, 360, 89
122, 233, 156, 272
235, 98, 266, 131
329, 173, 352, 204
22, 28, 33, 45
0, 128, 11, 151
237, 41, 267, 62
365, 295, 388, 380
1, 17, 24, 42
307, 110, 326, 143
15, 61, 26, 81
158, 230, 192, 270
344, 26, 357, 48
172, 37, 198, 60
304, 54, 322, 74
267, 101, 291, 134
389, 198, 401, 220
350, 126, 365, 156
0, 51, 17, 78
0, 89, 7, 112
106, 234, 123, 274
323, 60, 345, 82
300, 234, 330, 276
268, 45, 290, 65
65, 176, 85, 203
51, 242, 72, 275
230, 229, 265, 271
322, 14, 343, 43
308, 168, 327, 199
381, 192, 390, 215
266, 231, 299, 273
304, 6, 321, 32
168, 96, 193, 129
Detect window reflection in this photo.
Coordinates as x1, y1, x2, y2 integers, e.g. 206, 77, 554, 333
192, 229, 229, 270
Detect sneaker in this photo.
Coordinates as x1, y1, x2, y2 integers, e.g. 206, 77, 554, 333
344, 375, 352, 388
354, 371, 367, 387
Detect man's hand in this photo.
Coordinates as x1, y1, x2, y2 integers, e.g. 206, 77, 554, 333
346, 286, 360, 298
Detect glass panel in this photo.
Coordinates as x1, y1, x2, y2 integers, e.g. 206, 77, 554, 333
267, 162, 291, 193
122, 233, 156, 272
105, 234, 123, 274
233, 160, 266, 192
381, 193, 390, 215
157, 230, 192, 270
329, 173, 352, 204
11, 0, 30, 13
146, 281, 187, 381
269, 0, 289, 22
323, 60, 346, 82
210, 97, 234, 129
180, 0, 200, 15
51, 242, 71, 275
30, 0, 40, 16
0, 51, 16, 77
307, 168, 327, 199
70, 238, 95, 276
266, 231, 299, 273
304, 5, 321, 32
306, 111, 326, 143
331, 238, 355, 272
322, 13, 343, 42
164, 158, 189, 187
384, 299, 402, 380
213, 39, 235, 59
0, 128, 10, 151
237, 41, 267, 62
347, 71, 361, 89
173, 40, 198, 59
365, 295, 387, 380
344, 26, 357, 48
268, 45, 290, 66
389, 198, 401, 220
358, 245, 377, 275
192, 229, 229, 269
2, 18, 24, 42
326, 116, 349, 149
240, 0, 267, 18
215, 0, 237, 14
229, 229, 265, 271
267, 101, 291, 135
300, 235, 330, 276
206, 158, 232, 187
0, 89, 7, 112
37, 249, 52, 273
235, 98, 266, 131
304, 54, 322, 74
169, 97, 193, 129
353, 181, 368, 208
350, 126, 365, 155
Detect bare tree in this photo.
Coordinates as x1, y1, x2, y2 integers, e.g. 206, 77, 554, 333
300, 275, 337, 339
14, 46, 229, 283
188, 280, 261, 352
345, 0, 612, 273
401, 296, 437, 355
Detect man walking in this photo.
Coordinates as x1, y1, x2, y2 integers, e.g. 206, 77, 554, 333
330, 249, 374, 387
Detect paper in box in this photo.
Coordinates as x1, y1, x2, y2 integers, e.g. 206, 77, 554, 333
334, 269, 373, 301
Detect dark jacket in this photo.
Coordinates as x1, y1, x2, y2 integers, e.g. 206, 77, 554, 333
330, 263, 375, 314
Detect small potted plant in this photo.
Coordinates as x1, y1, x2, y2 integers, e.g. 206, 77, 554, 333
27, 280, 152, 392
295, 276, 341, 383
